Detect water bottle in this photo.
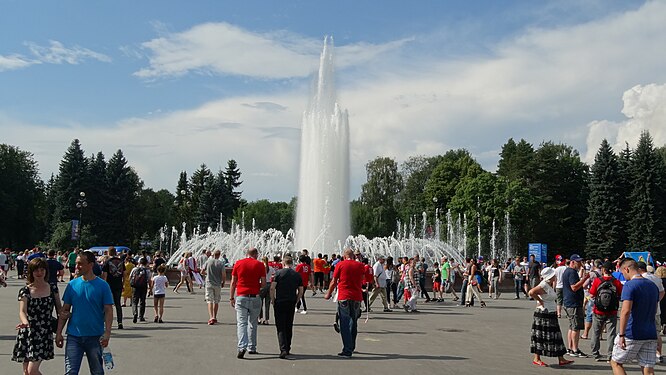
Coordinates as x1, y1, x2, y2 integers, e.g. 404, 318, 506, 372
102, 346, 114, 370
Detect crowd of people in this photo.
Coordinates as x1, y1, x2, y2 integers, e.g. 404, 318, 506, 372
3, 245, 666, 374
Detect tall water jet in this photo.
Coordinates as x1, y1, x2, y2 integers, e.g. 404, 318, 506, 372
294, 37, 350, 253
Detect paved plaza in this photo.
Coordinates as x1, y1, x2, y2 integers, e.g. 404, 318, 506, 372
2, 275, 666, 375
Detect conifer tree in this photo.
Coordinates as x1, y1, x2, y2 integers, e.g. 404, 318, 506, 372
628, 131, 665, 256
585, 139, 624, 259
52, 139, 89, 229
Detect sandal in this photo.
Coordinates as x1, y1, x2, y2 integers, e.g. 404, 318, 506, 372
532, 360, 548, 367
558, 359, 574, 366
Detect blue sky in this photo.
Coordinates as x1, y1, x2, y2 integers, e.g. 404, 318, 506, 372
2, 0, 665, 201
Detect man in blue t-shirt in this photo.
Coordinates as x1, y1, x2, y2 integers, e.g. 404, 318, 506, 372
56, 250, 114, 375
561, 254, 590, 358
611, 258, 659, 374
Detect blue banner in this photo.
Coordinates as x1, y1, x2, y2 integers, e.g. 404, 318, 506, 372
623, 251, 652, 265
529, 243, 547, 263
71, 220, 80, 240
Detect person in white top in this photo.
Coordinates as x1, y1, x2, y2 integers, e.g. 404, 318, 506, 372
368, 256, 391, 312
554, 260, 568, 318
528, 267, 574, 367
152, 264, 169, 323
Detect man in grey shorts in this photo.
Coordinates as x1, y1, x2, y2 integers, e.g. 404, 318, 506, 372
202, 250, 226, 325
562, 254, 590, 357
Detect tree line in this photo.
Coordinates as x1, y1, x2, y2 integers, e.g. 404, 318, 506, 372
1, 132, 665, 261
0, 139, 243, 252
353, 131, 666, 261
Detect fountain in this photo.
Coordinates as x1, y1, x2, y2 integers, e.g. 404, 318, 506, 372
166, 37, 467, 268
294, 36, 350, 254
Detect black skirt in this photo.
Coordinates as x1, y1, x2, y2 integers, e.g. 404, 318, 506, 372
530, 309, 567, 357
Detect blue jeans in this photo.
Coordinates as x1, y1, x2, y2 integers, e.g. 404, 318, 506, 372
65, 335, 104, 375
235, 296, 261, 351
337, 300, 361, 356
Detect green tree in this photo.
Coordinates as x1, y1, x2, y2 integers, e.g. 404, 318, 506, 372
532, 142, 589, 255
174, 171, 192, 229
359, 157, 403, 237
52, 139, 89, 229
190, 164, 213, 229
498, 138, 536, 182
233, 199, 294, 234
86, 151, 109, 242
423, 149, 482, 212
628, 131, 665, 256
585, 140, 625, 259
223, 159, 243, 221
397, 155, 443, 221
105, 150, 143, 245
0, 144, 44, 248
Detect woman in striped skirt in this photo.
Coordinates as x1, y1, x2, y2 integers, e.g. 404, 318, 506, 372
528, 267, 573, 367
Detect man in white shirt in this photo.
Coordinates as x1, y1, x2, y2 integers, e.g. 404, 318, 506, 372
554, 259, 569, 318
368, 256, 392, 312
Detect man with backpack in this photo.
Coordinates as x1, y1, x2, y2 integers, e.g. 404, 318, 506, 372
102, 246, 126, 329
589, 261, 623, 361
129, 257, 153, 323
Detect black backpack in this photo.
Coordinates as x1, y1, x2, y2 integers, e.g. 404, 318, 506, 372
130, 267, 148, 288
594, 277, 619, 312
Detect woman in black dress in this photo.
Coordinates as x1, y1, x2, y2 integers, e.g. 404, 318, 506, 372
12, 257, 62, 375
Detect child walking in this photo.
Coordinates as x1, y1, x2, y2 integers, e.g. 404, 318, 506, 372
152, 265, 169, 323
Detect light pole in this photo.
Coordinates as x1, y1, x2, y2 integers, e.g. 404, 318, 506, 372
75, 191, 87, 248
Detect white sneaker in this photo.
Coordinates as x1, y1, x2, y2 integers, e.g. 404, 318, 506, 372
300, 310, 308, 315
295, 308, 299, 313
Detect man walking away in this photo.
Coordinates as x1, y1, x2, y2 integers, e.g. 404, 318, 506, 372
313, 254, 326, 294
417, 257, 431, 302
369, 255, 391, 312
611, 258, 659, 374
202, 250, 226, 325
271, 256, 304, 359
589, 261, 622, 361
325, 248, 365, 358
56, 250, 114, 375
295, 255, 313, 314
230, 248, 266, 359
129, 257, 153, 323
102, 246, 125, 329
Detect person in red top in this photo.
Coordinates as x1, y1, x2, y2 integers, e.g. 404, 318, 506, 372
295, 255, 313, 314
313, 254, 327, 294
588, 261, 623, 362
325, 248, 365, 358
362, 258, 374, 312
229, 248, 266, 359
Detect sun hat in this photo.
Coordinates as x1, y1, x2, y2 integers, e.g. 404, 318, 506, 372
540, 267, 556, 281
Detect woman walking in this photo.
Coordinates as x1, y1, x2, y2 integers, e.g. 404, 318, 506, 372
528, 267, 573, 367
174, 252, 192, 294
402, 257, 419, 313
122, 255, 135, 306
384, 257, 399, 309
488, 259, 502, 299
259, 256, 275, 324
465, 258, 486, 307
12, 258, 62, 374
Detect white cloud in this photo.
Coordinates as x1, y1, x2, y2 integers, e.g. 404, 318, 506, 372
0, 54, 35, 71
585, 83, 666, 161
4, 2, 666, 201
0, 40, 110, 72
25, 40, 111, 64
134, 22, 411, 79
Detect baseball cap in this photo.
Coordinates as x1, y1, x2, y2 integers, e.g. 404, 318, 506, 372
570, 254, 583, 262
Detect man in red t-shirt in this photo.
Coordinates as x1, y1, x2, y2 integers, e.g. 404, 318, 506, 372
325, 248, 365, 358
295, 255, 313, 314
230, 248, 266, 358
588, 261, 623, 362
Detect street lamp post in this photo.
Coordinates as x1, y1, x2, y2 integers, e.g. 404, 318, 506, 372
75, 191, 87, 248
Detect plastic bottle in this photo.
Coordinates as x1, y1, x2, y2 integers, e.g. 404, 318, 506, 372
102, 346, 114, 370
